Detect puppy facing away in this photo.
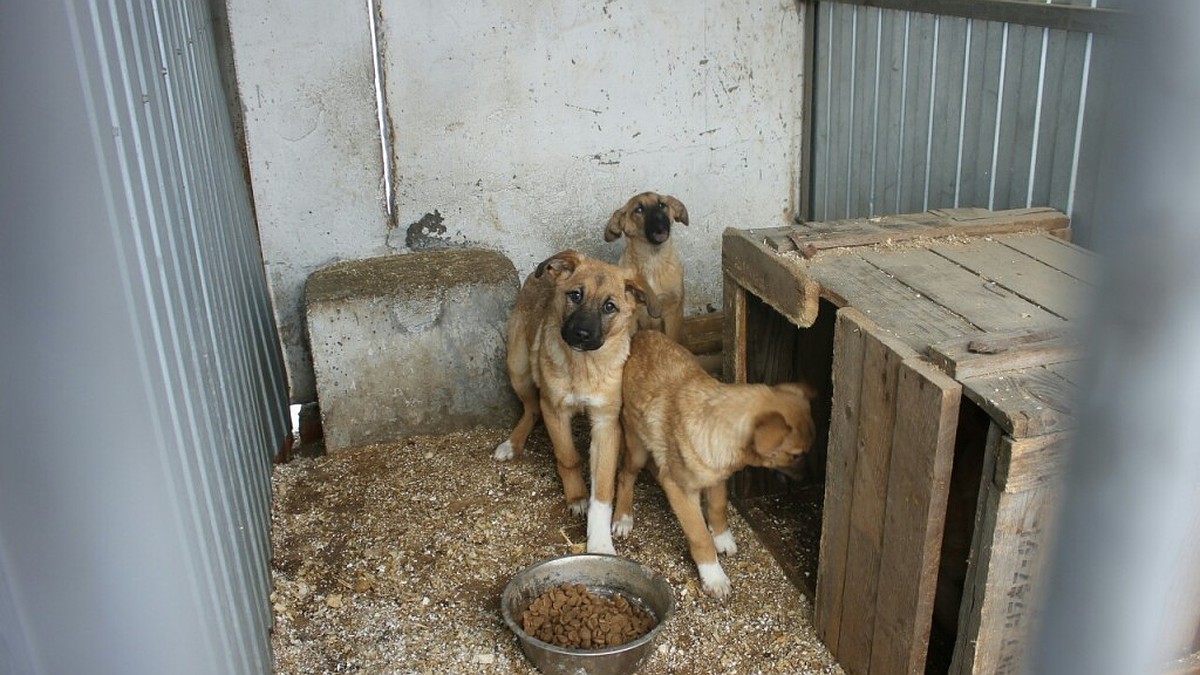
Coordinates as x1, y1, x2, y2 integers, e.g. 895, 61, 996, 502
613, 329, 816, 597
604, 192, 689, 343
494, 250, 661, 555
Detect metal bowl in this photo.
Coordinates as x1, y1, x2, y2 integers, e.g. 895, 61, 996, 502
500, 553, 676, 675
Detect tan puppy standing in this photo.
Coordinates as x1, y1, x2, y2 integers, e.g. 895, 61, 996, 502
604, 192, 688, 342
494, 250, 660, 555
613, 330, 816, 597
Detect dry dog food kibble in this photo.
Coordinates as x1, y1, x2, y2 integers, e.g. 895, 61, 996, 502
520, 583, 656, 649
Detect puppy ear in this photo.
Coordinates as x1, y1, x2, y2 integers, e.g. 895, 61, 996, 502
663, 195, 689, 226
535, 250, 582, 279
779, 381, 819, 401
751, 411, 791, 458
625, 275, 662, 319
604, 208, 626, 242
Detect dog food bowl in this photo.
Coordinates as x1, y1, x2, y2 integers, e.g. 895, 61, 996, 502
500, 553, 676, 675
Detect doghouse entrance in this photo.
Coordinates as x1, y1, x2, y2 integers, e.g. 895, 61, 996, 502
729, 293, 836, 597
728, 292, 988, 674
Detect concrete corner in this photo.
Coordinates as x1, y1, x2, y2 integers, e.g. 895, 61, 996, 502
305, 249, 519, 451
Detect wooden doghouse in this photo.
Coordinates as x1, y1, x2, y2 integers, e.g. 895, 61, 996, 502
722, 207, 1120, 674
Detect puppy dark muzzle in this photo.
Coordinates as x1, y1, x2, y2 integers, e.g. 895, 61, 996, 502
774, 451, 813, 481
561, 310, 605, 351
643, 207, 672, 245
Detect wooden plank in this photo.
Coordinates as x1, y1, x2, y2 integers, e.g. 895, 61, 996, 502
722, 275, 747, 384
805, 252, 978, 352
722, 227, 821, 328
1043, 359, 1082, 387
928, 328, 1080, 379
929, 238, 1092, 320
951, 433, 1064, 675
996, 232, 1097, 284
742, 225, 803, 252
857, 247, 1066, 333
815, 308, 871, 653
870, 358, 962, 675
994, 432, 1071, 494
836, 315, 919, 675
684, 311, 724, 355
928, 207, 996, 221
789, 215, 924, 246
790, 207, 1068, 253
960, 367, 1077, 438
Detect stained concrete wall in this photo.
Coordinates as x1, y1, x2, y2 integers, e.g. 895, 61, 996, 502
226, 0, 806, 403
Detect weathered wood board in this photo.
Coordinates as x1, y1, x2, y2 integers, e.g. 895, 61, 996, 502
950, 429, 1067, 675
928, 238, 1090, 320
815, 309, 869, 654
816, 308, 961, 675
753, 206, 1069, 253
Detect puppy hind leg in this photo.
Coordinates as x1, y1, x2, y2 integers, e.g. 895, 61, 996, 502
659, 478, 731, 598
494, 383, 539, 461
613, 432, 648, 538
542, 407, 588, 517
704, 482, 737, 556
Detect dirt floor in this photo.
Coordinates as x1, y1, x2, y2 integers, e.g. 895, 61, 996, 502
269, 425, 844, 674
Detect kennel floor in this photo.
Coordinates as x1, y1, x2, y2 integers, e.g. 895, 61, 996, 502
269, 426, 843, 674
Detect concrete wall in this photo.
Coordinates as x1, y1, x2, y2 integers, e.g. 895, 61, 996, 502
227, 0, 806, 402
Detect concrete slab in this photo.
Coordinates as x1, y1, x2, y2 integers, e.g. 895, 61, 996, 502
306, 249, 519, 451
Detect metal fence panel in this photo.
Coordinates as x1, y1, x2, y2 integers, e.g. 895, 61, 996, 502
810, 1, 1114, 246
0, 2, 286, 673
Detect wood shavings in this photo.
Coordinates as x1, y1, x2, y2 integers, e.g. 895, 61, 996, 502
270, 427, 843, 674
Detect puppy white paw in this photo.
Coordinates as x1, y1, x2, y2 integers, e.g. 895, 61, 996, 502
611, 514, 633, 538
586, 539, 617, 555
698, 561, 732, 599
568, 498, 588, 517
586, 499, 615, 554
492, 440, 514, 461
712, 529, 738, 556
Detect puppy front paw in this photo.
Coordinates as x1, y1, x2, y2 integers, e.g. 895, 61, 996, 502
612, 514, 633, 538
567, 498, 588, 517
711, 529, 737, 556
492, 440, 515, 461
586, 539, 617, 555
698, 561, 732, 598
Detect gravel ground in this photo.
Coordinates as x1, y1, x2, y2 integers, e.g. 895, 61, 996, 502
269, 425, 844, 675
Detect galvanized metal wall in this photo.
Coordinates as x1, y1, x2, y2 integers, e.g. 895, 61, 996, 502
808, 1, 1117, 246
0, 2, 286, 674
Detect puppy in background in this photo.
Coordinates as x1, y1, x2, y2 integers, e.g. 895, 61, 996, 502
613, 329, 816, 598
604, 192, 688, 343
494, 250, 660, 555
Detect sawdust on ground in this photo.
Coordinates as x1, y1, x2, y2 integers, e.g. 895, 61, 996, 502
269, 426, 844, 675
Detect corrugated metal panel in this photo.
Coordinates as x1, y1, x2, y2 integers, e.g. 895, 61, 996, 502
0, 2, 286, 673
809, 1, 1115, 246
